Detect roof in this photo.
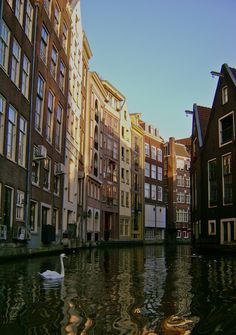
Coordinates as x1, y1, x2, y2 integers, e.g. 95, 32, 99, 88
175, 143, 190, 158
197, 106, 211, 141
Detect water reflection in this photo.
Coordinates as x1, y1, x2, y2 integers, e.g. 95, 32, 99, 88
1, 246, 236, 334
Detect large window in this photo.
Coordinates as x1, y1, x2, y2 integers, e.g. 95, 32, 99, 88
16, 190, 24, 221
177, 175, 185, 187
0, 95, 6, 155
7, 105, 17, 161
50, 46, 58, 79
145, 162, 150, 177
145, 143, 150, 157
62, 23, 68, 53
176, 209, 189, 223
25, 0, 33, 41
40, 26, 49, 64
54, 3, 61, 35
46, 90, 54, 142
55, 104, 63, 151
219, 112, 234, 146
59, 61, 65, 93
158, 186, 163, 201
11, 39, 21, 87
151, 145, 156, 160
208, 159, 217, 207
157, 148, 162, 162
151, 164, 156, 179
222, 153, 232, 205
158, 167, 162, 181
43, 157, 51, 190
15, 0, 24, 25
145, 183, 150, 198
21, 55, 31, 99
35, 75, 45, 132
151, 185, 156, 200
0, 21, 10, 71
18, 116, 27, 167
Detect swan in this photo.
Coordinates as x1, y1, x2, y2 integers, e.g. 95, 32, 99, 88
38, 253, 67, 280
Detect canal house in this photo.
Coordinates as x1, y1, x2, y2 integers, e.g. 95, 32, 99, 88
191, 63, 236, 249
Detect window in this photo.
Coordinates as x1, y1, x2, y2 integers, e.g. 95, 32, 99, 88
208, 159, 217, 207
121, 190, 124, 206
219, 112, 234, 146
59, 61, 65, 93
151, 164, 156, 179
21, 55, 31, 99
121, 146, 125, 161
15, 0, 24, 25
0, 21, 10, 71
177, 158, 184, 170
18, 116, 27, 167
32, 155, 40, 185
55, 104, 63, 151
120, 218, 129, 237
151, 146, 156, 160
158, 167, 162, 181
0, 95, 6, 155
113, 141, 118, 160
11, 39, 21, 87
185, 177, 190, 187
177, 175, 185, 187
145, 183, 150, 198
35, 75, 45, 132
54, 3, 61, 35
50, 47, 58, 79
16, 190, 24, 221
43, 157, 51, 190
177, 192, 185, 203
30, 201, 38, 232
222, 86, 228, 105
7, 105, 17, 160
40, 26, 49, 64
222, 154, 232, 205
186, 194, 191, 204
25, 0, 33, 41
157, 148, 162, 162
208, 220, 216, 235
145, 162, 150, 177
151, 185, 156, 200
44, 0, 51, 16
158, 186, 163, 201
62, 23, 68, 53
126, 170, 129, 184
46, 91, 54, 142
145, 143, 150, 156
176, 209, 189, 223
53, 173, 60, 196
126, 192, 129, 207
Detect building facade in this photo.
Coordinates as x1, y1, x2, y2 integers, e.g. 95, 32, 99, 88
140, 120, 166, 242
191, 64, 236, 250
164, 137, 191, 243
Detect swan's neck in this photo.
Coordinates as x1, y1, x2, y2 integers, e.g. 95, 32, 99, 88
60, 257, 65, 276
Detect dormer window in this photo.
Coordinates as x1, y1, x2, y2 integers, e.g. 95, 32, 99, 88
222, 86, 228, 104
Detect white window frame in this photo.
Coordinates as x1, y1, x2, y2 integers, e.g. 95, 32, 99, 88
55, 104, 63, 152
46, 90, 54, 143
157, 148, 162, 162
25, 0, 33, 42
0, 94, 6, 155
40, 25, 49, 64
18, 116, 27, 167
50, 46, 58, 79
222, 85, 228, 105
7, 105, 17, 161
11, 38, 21, 87
151, 164, 156, 179
158, 186, 163, 201
35, 75, 45, 133
158, 166, 162, 181
144, 162, 150, 177
208, 220, 216, 236
54, 3, 61, 35
145, 143, 150, 157
151, 184, 156, 200
15, 0, 24, 26
151, 145, 156, 160
59, 61, 66, 93
222, 152, 232, 205
218, 111, 234, 147
145, 183, 150, 199
0, 21, 10, 72
16, 190, 24, 221
21, 54, 31, 99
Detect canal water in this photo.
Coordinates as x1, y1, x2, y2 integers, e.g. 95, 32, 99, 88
0, 245, 236, 334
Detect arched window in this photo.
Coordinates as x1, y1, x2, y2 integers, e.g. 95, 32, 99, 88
94, 125, 98, 149
124, 110, 127, 120
95, 99, 99, 123
87, 209, 92, 218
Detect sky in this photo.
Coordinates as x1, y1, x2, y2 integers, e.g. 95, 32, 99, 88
80, 0, 236, 141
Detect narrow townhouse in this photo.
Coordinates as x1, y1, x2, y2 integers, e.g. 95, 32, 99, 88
140, 120, 166, 243
62, 0, 83, 248
84, 71, 106, 244
130, 113, 144, 242
191, 64, 236, 250
164, 137, 191, 243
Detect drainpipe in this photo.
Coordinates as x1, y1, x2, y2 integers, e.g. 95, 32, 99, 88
24, 1, 40, 238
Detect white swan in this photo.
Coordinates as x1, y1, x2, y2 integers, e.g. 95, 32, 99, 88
38, 253, 67, 280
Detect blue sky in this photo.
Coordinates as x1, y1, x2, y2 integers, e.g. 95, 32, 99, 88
81, 0, 236, 141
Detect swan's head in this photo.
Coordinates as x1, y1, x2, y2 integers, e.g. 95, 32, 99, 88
60, 253, 67, 258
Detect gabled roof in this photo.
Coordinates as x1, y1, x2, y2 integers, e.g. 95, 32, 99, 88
193, 104, 211, 147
